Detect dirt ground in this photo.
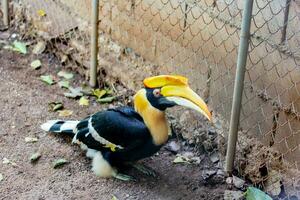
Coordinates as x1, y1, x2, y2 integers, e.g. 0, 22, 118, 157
0, 45, 227, 199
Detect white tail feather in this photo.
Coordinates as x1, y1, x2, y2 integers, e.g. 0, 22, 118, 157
41, 120, 79, 132
40, 120, 60, 131
60, 121, 79, 131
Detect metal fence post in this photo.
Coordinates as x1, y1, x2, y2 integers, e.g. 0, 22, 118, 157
2, 0, 9, 27
89, 0, 99, 88
225, 0, 254, 175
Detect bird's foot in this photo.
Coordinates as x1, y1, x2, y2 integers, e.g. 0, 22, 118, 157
131, 163, 156, 177
113, 173, 136, 181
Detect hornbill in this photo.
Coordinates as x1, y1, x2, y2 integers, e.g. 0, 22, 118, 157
41, 75, 211, 180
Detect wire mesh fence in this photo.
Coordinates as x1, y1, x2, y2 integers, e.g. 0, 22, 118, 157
12, 0, 92, 76
4, 0, 300, 199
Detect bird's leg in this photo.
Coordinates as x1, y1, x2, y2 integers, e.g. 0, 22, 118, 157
113, 173, 136, 181
129, 163, 156, 177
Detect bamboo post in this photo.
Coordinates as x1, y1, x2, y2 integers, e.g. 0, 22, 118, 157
225, 0, 254, 175
89, 0, 99, 88
2, 0, 9, 27
280, 0, 291, 44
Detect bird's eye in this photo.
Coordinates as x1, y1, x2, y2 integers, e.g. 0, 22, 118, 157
153, 89, 161, 97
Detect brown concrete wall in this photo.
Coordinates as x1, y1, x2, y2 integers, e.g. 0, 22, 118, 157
59, 0, 300, 167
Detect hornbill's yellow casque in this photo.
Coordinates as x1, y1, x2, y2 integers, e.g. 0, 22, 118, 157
41, 75, 211, 180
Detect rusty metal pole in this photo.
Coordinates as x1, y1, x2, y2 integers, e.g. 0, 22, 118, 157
89, 0, 99, 88
225, 0, 254, 175
2, 0, 9, 27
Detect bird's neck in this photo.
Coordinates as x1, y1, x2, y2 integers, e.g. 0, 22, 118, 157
134, 90, 169, 145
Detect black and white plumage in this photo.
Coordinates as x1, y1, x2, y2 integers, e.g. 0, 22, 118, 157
41, 75, 212, 180
41, 107, 162, 178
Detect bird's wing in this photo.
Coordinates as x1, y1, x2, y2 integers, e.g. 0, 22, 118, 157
73, 107, 150, 152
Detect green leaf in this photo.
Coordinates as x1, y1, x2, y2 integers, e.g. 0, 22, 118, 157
92, 89, 106, 99
97, 96, 115, 104
25, 137, 38, 143
40, 75, 54, 85
246, 187, 272, 200
64, 87, 83, 98
30, 152, 41, 163
12, 41, 27, 54
48, 102, 64, 112
79, 96, 89, 106
105, 88, 113, 95
58, 80, 70, 89
30, 59, 42, 70
111, 195, 118, 200
58, 71, 73, 79
58, 109, 73, 117
53, 158, 68, 169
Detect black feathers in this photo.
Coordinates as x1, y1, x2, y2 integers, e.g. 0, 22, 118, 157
72, 106, 164, 165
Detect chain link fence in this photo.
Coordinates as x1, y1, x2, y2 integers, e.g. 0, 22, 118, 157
2, 0, 300, 199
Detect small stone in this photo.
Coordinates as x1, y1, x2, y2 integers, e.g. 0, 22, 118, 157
25, 137, 38, 143
191, 156, 202, 164
226, 177, 233, 185
207, 127, 217, 135
209, 152, 219, 163
66, 172, 72, 176
165, 141, 181, 153
182, 151, 194, 158
217, 169, 225, 177
232, 176, 245, 189
202, 169, 217, 180
265, 170, 282, 196
11, 33, 17, 38
203, 141, 214, 152
2, 158, 10, 164
0, 31, 10, 40
224, 190, 244, 200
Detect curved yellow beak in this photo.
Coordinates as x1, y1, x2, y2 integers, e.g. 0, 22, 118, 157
161, 85, 212, 121
143, 75, 212, 121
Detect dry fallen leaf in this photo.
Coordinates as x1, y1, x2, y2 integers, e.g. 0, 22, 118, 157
97, 96, 115, 104
58, 80, 70, 89
58, 71, 73, 79
32, 41, 46, 54
48, 102, 64, 112
25, 137, 38, 143
30, 59, 42, 70
58, 110, 73, 117
40, 75, 54, 85
173, 155, 191, 164
2, 158, 17, 167
64, 87, 83, 98
53, 158, 68, 169
37, 9, 46, 17
30, 152, 42, 163
92, 89, 106, 99
79, 96, 89, 106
